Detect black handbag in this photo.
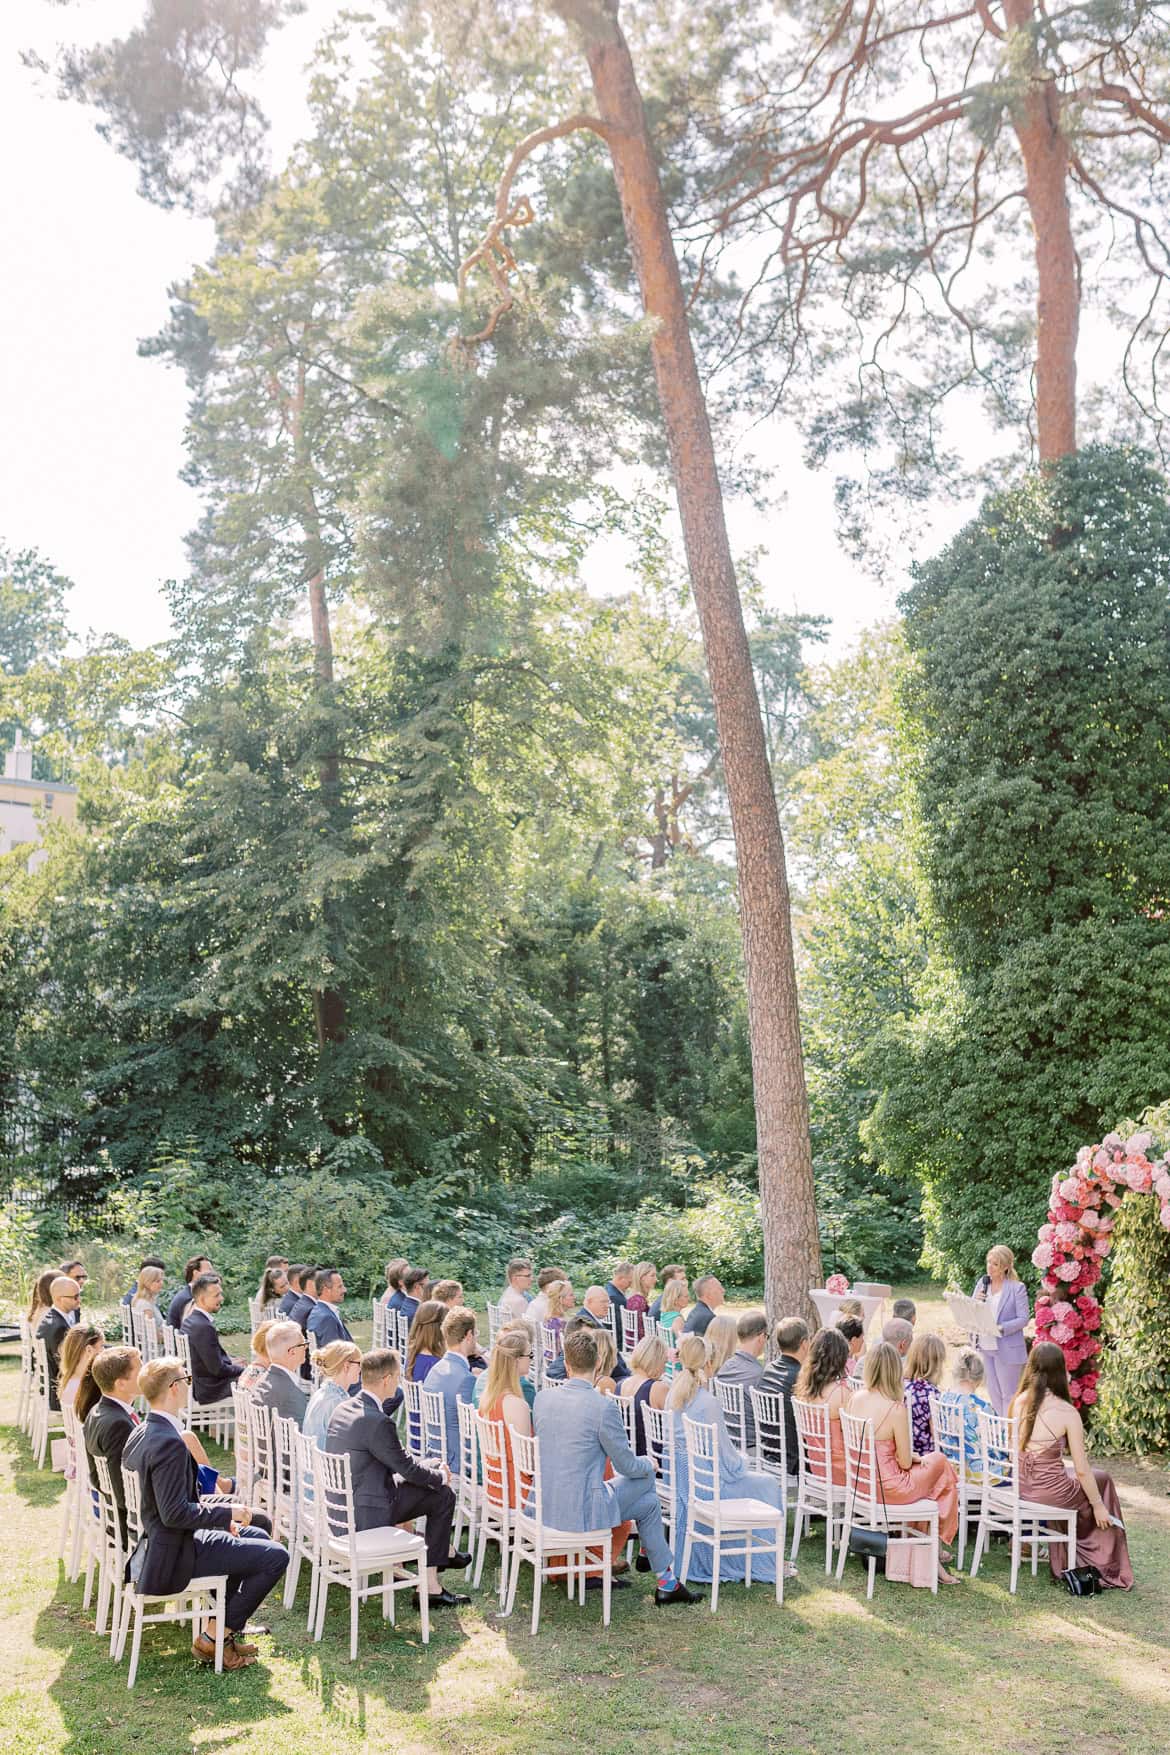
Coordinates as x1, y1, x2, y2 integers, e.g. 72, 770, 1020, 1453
848, 1526, 888, 1561
1059, 1563, 1103, 1597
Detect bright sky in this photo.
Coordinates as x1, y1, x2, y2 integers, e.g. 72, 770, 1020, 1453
1, 0, 975, 660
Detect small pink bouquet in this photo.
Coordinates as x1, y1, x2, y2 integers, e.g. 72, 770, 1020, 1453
825, 1273, 850, 1296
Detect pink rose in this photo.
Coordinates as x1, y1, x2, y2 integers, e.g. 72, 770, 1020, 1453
1056, 1260, 1081, 1281
1096, 1214, 1115, 1232
1080, 1387, 1098, 1406
1102, 1132, 1123, 1149
825, 1273, 849, 1296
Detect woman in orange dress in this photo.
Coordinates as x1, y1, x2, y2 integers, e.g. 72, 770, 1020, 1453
794, 1326, 853, 1486
480, 1329, 533, 1510
849, 1342, 962, 1584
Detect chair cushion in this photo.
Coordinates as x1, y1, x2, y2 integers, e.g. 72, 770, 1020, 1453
326, 1526, 426, 1562
513, 1515, 612, 1546
696, 1496, 784, 1525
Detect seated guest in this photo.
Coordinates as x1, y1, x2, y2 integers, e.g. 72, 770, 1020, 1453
837, 1316, 866, 1381
605, 1262, 635, 1315
682, 1274, 725, 1338
382, 1257, 409, 1308
938, 1350, 995, 1478
406, 1300, 448, 1383
591, 1330, 621, 1397
424, 1307, 481, 1468
882, 1317, 915, 1363
59, 1323, 104, 1417
27, 1269, 57, 1332
668, 1333, 785, 1584
37, 1277, 82, 1410
123, 1357, 289, 1669
277, 1265, 308, 1319
905, 1331, 947, 1456
705, 1313, 739, 1377
498, 1258, 534, 1322
84, 1346, 143, 1542
304, 1340, 362, 1448
850, 1342, 961, 1584
532, 1327, 698, 1606
238, 1321, 275, 1393
658, 1276, 690, 1373
542, 1314, 591, 1384
326, 1347, 470, 1609
527, 1266, 567, 1326
131, 1265, 167, 1339
479, 1328, 533, 1507
256, 1262, 288, 1313
758, 1318, 810, 1479
540, 1280, 575, 1360
472, 1319, 537, 1410
167, 1256, 213, 1330
891, 1297, 917, 1328
577, 1288, 630, 1383
182, 1273, 245, 1408
715, 1309, 768, 1449
122, 1257, 167, 1306
288, 1267, 320, 1332
431, 1278, 463, 1309
252, 1321, 310, 1428
648, 1265, 686, 1326
58, 1259, 88, 1326
1011, 1341, 1133, 1590
618, 1331, 671, 1451
624, 1263, 658, 1341
398, 1266, 429, 1326
306, 1268, 352, 1347
793, 1326, 852, 1486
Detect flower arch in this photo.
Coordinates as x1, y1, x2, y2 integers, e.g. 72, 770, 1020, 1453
1032, 1130, 1170, 1407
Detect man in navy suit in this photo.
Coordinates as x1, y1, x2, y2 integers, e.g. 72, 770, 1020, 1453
37, 1276, 81, 1409
181, 1273, 244, 1407
326, 1347, 469, 1609
288, 1267, 322, 1380
424, 1307, 480, 1469
123, 1357, 287, 1670
83, 1344, 143, 1543
277, 1266, 307, 1319
306, 1268, 352, 1348
166, 1255, 213, 1331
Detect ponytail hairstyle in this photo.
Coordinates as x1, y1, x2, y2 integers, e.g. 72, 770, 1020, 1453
481, 1328, 531, 1410
986, 1244, 1018, 1280
795, 1327, 849, 1402
592, 1330, 618, 1385
705, 1313, 738, 1375
666, 1333, 710, 1411
1014, 1341, 1072, 1447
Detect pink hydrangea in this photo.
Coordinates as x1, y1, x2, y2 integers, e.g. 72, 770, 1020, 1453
1093, 1236, 1112, 1256
1079, 1209, 1100, 1230
1059, 1177, 1081, 1201
1125, 1131, 1152, 1155
1080, 1386, 1098, 1406
1032, 1242, 1055, 1270
825, 1273, 849, 1296
1056, 1260, 1081, 1281
1050, 1322, 1074, 1345
1160, 1205, 1170, 1231
1055, 1220, 1079, 1244
1038, 1222, 1056, 1242
1050, 1300, 1073, 1320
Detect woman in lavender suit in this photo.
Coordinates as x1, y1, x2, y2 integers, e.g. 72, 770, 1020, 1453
973, 1244, 1030, 1414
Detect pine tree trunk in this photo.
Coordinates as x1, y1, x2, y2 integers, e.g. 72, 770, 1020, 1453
550, 0, 821, 1318
1004, 0, 1078, 461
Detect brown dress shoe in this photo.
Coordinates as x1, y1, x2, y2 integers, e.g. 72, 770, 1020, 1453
192, 1632, 255, 1669
229, 1632, 260, 1656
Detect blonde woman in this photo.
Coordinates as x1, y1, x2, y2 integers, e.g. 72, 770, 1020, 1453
481, 1327, 534, 1504
304, 1339, 362, 1447
238, 1320, 275, 1393
659, 1275, 689, 1376
973, 1244, 1031, 1414
667, 1333, 784, 1584
705, 1313, 738, 1377
591, 1330, 619, 1397
904, 1331, 947, 1456
849, 1342, 961, 1584
131, 1265, 166, 1339
625, 1262, 658, 1341
618, 1331, 670, 1453
541, 1280, 575, 1361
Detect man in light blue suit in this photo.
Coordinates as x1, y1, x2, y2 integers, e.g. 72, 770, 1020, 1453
532, 1328, 699, 1607
423, 1306, 481, 1469
306, 1268, 352, 1348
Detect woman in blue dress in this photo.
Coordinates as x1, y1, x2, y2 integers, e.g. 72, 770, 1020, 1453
304, 1340, 362, 1447
668, 1332, 785, 1586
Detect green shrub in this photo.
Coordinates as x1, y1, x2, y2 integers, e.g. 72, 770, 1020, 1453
1093, 1173, 1170, 1455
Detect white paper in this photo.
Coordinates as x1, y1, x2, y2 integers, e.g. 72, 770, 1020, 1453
946, 1292, 1001, 1342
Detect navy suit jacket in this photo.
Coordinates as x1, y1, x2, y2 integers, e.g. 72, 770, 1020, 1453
307, 1302, 352, 1347
182, 1307, 241, 1406
288, 1292, 317, 1331
325, 1390, 444, 1530
605, 1280, 628, 1311
277, 1289, 300, 1318
165, 1286, 193, 1329
122, 1413, 232, 1596
84, 1396, 138, 1543
37, 1307, 71, 1410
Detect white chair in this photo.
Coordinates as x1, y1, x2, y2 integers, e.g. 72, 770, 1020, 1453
370, 1298, 390, 1349
473, 1412, 513, 1607
620, 1307, 643, 1354
17, 1315, 35, 1435
790, 1398, 848, 1572
539, 1321, 564, 1367
249, 1399, 276, 1516
749, 1387, 789, 1484
175, 1329, 234, 1443
311, 1448, 430, 1657
130, 1305, 162, 1363
486, 1301, 505, 1347
92, 1455, 125, 1652
114, 1469, 228, 1687
287, 1432, 323, 1623
453, 1397, 481, 1559
714, 1378, 750, 1454
503, 1429, 614, 1634
401, 1378, 426, 1460
614, 1392, 641, 1454
837, 1410, 939, 1597
31, 1337, 64, 1469
270, 1411, 299, 1550
679, 1414, 785, 1612
57, 1402, 95, 1582
118, 1305, 132, 1345
230, 1384, 255, 1500
641, 1402, 679, 1545
932, 1397, 984, 1571
970, 1412, 1079, 1593
655, 1319, 680, 1377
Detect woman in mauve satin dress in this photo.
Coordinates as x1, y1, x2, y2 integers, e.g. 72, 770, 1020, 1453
1010, 1342, 1133, 1589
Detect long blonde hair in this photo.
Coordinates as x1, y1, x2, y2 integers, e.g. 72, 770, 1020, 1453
705, 1313, 738, 1375
667, 1333, 709, 1411
481, 1329, 530, 1409
862, 1342, 905, 1403
545, 1279, 575, 1319
661, 1277, 689, 1316
628, 1332, 667, 1380
592, 1331, 618, 1385
905, 1332, 946, 1387
633, 1261, 657, 1298
986, 1244, 1018, 1280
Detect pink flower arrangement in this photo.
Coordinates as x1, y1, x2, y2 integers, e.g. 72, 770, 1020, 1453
825, 1273, 849, 1296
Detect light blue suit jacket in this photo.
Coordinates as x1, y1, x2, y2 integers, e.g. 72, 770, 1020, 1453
423, 1351, 474, 1469
972, 1277, 1030, 1365
532, 1377, 654, 1531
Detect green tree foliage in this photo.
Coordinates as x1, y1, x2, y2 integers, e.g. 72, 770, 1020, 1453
867, 447, 1170, 1285
1093, 1187, 1170, 1455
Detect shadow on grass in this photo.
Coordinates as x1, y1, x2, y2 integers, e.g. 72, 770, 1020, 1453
2, 1424, 67, 1508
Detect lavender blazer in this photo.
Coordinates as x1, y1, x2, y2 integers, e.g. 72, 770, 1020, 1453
971, 1277, 1030, 1365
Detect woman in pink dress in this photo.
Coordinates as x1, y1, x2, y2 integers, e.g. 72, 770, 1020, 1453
850, 1342, 962, 1584
624, 1262, 657, 1343
794, 1326, 853, 1486
1010, 1342, 1133, 1589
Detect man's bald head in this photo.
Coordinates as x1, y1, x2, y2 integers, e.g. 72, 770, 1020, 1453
50, 1276, 81, 1313
882, 1317, 914, 1358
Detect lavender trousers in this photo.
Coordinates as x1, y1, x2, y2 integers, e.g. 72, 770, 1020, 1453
982, 1350, 1024, 1416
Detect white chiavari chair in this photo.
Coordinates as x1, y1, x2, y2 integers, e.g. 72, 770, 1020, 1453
114, 1469, 227, 1687
970, 1411, 1078, 1593
714, 1379, 750, 1454
92, 1455, 125, 1652
620, 1307, 643, 1354
679, 1414, 785, 1611
836, 1409, 939, 1597
17, 1314, 35, 1434
932, 1396, 984, 1571
312, 1448, 430, 1657
749, 1386, 790, 1484
790, 1398, 849, 1573
503, 1430, 613, 1634
31, 1337, 64, 1468
473, 1412, 514, 1607
640, 1402, 679, 1545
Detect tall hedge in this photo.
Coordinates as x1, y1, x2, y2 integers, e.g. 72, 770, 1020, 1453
868, 447, 1170, 1283
1093, 1189, 1170, 1453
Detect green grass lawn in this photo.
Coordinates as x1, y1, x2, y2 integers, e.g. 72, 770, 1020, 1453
2, 1296, 1169, 1755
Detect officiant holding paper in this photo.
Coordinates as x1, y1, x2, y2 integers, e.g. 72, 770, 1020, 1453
970, 1245, 1030, 1415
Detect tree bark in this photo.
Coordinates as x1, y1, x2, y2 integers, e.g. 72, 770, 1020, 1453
549, 0, 822, 1319
1004, 0, 1078, 460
